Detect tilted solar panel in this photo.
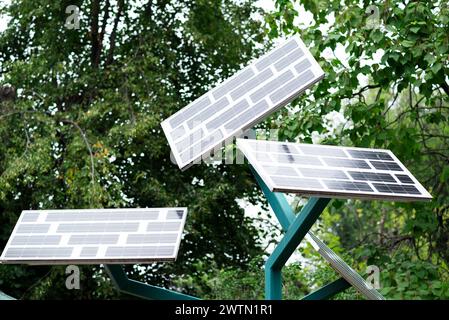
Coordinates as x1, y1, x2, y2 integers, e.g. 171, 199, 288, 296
0, 208, 188, 265
237, 139, 432, 201
161, 35, 325, 170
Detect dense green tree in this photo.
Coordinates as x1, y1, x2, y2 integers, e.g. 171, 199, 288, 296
0, 0, 267, 299
1, 0, 448, 300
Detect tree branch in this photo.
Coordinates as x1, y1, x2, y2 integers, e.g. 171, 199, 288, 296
0, 110, 47, 121
351, 84, 381, 98
61, 119, 96, 205
0, 85, 16, 102
91, 0, 101, 67
95, 0, 110, 65
440, 81, 449, 97
21, 117, 31, 158
375, 87, 382, 101
106, 0, 125, 66
100, 0, 111, 44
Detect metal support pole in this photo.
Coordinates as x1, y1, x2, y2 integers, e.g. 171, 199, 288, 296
251, 166, 331, 300
264, 197, 330, 299
104, 265, 199, 300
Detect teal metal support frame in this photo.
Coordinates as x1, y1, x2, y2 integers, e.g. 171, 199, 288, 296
250, 166, 349, 300
105, 264, 199, 300
264, 197, 330, 299
302, 278, 351, 300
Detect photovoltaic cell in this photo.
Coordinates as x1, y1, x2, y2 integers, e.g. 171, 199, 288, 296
347, 149, 394, 161
45, 210, 160, 222
212, 68, 255, 100
255, 39, 299, 71
271, 176, 323, 189
254, 152, 272, 162
80, 247, 98, 257
205, 100, 249, 131
370, 161, 403, 171
170, 126, 185, 141
269, 70, 315, 104
237, 139, 432, 201
0, 208, 188, 265
373, 183, 420, 194
262, 165, 298, 176
300, 168, 348, 180
11, 235, 61, 246
147, 222, 181, 232
395, 174, 414, 184
161, 35, 325, 170
127, 233, 178, 244
167, 210, 184, 219
299, 145, 347, 158
186, 97, 229, 129
294, 59, 312, 74
323, 180, 373, 192
348, 171, 396, 183
4, 247, 73, 258
223, 100, 269, 133
274, 48, 304, 71
21, 212, 39, 223
272, 154, 321, 165
250, 70, 294, 103
68, 234, 119, 245
323, 158, 371, 169
105, 246, 175, 257
16, 224, 50, 234
169, 96, 210, 128
230, 69, 273, 101
57, 223, 139, 233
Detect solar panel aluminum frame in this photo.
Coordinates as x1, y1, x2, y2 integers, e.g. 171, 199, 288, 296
161, 36, 325, 171
0, 208, 188, 265
305, 232, 385, 300
237, 139, 432, 202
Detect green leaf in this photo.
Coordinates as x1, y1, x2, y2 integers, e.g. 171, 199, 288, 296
424, 53, 436, 65
440, 167, 449, 183
431, 62, 442, 74
371, 30, 383, 43
402, 40, 415, 48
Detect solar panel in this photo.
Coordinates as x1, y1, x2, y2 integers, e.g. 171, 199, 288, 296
237, 139, 432, 201
0, 208, 188, 265
305, 232, 385, 300
161, 35, 325, 170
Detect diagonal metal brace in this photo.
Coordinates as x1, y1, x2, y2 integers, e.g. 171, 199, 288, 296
104, 264, 199, 300
302, 277, 351, 300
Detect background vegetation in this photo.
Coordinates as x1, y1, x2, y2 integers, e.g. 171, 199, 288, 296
0, 0, 448, 299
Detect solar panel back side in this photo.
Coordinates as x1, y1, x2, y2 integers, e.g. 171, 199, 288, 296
162, 36, 325, 170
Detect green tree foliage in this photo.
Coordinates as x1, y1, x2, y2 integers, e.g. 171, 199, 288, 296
0, 0, 267, 299
261, 0, 449, 298
1, 0, 448, 301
